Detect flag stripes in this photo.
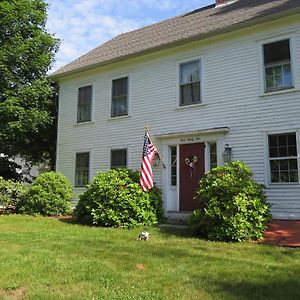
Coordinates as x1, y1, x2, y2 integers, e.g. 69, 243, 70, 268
140, 131, 157, 191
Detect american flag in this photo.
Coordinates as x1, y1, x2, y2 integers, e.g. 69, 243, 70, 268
140, 131, 157, 191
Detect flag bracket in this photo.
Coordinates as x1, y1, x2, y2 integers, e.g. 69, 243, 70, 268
145, 126, 166, 169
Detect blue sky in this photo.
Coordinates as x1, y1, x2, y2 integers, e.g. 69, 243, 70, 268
46, 0, 214, 72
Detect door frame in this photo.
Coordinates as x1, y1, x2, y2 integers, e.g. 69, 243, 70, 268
156, 128, 229, 214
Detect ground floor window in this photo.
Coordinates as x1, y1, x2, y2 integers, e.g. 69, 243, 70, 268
209, 142, 217, 170
268, 132, 298, 183
111, 149, 127, 169
75, 152, 89, 187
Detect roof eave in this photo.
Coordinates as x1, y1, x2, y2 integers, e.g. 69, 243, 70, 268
49, 7, 300, 80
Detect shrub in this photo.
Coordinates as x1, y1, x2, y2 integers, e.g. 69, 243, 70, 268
0, 177, 27, 214
190, 161, 271, 241
19, 172, 72, 216
75, 168, 162, 228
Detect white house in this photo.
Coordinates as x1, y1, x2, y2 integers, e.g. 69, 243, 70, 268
51, 0, 300, 219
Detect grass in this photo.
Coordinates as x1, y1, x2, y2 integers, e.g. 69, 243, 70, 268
0, 215, 300, 300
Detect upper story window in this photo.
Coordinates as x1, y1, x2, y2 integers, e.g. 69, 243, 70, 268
179, 60, 201, 106
77, 85, 92, 123
268, 132, 298, 183
75, 152, 89, 187
111, 77, 128, 117
111, 149, 127, 168
263, 39, 293, 92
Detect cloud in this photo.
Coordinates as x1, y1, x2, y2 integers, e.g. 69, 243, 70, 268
46, 0, 214, 72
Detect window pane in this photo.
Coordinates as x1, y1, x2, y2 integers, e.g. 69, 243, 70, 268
270, 160, 279, 171
77, 86, 92, 123
180, 61, 200, 84
271, 171, 280, 183
112, 96, 127, 117
264, 39, 290, 64
75, 152, 89, 187
111, 149, 127, 168
170, 146, 177, 186
180, 82, 200, 105
287, 134, 296, 146
289, 159, 298, 171
112, 77, 128, 97
210, 143, 217, 170
111, 77, 128, 117
290, 171, 299, 182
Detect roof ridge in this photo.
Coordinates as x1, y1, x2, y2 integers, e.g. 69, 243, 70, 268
51, 0, 300, 78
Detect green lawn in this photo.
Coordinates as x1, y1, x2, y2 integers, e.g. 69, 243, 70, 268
0, 215, 300, 300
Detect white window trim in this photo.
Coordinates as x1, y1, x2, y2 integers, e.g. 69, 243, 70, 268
75, 82, 95, 125
258, 34, 298, 96
176, 57, 204, 107
109, 74, 131, 119
74, 150, 92, 188
109, 147, 130, 169
264, 129, 300, 186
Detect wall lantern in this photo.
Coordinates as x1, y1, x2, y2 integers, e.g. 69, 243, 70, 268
222, 143, 232, 163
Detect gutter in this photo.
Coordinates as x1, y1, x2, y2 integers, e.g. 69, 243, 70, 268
50, 6, 300, 80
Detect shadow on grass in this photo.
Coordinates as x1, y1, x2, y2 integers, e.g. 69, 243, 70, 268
189, 276, 300, 300
158, 225, 200, 239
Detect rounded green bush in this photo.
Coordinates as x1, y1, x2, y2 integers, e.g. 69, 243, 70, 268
19, 172, 72, 216
75, 168, 162, 228
190, 161, 271, 241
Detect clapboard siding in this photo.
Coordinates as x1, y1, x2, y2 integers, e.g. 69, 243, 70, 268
56, 15, 300, 218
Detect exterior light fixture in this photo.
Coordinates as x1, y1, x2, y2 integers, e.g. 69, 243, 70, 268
222, 143, 232, 163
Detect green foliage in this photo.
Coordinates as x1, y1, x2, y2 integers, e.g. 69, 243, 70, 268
190, 161, 271, 241
75, 169, 163, 228
0, 0, 59, 169
19, 172, 72, 216
0, 177, 27, 213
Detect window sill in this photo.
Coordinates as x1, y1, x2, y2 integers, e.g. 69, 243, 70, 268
175, 103, 207, 110
73, 121, 94, 127
108, 115, 132, 121
268, 182, 300, 187
260, 87, 299, 97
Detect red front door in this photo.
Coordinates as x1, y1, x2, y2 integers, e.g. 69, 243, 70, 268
179, 143, 205, 211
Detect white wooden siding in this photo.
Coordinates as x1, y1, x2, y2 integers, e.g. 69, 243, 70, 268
56, 15, 300, 219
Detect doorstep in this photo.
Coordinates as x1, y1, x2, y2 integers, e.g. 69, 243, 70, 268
165, 211, 192, 225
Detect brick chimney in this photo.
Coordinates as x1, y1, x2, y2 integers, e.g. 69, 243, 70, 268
216, 0, 235, 6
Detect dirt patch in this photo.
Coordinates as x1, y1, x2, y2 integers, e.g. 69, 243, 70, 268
136, 263, 145, 270
0, 287, 25, 300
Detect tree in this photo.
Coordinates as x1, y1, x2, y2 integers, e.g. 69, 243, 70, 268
0, 0, 59, 175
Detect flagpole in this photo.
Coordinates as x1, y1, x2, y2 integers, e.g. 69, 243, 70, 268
145, 126, 166, 169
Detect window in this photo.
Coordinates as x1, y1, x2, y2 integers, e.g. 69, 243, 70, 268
170, 146, 177, 186
209, 142, 217, 170
179, 60, 201, 106
77, 85, 92, 123
111, 149, 127, 168
75, 152, 89, 187
263, 39, 293, 92
268, 133, 298, 183
111, 77, 128, 117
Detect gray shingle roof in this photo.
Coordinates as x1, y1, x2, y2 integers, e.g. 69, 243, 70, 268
51, 0, 300, 78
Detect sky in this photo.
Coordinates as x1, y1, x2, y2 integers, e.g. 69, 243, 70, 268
46, 0, 214, 72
